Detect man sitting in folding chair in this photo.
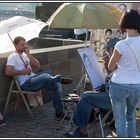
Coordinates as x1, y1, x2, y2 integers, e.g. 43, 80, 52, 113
65, 38, 119, 138
5, 36, 73, 119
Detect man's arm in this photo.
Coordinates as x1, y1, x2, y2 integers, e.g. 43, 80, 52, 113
24, 45, 40, 68
5, 65, 32, 76
102, 54, 111, 75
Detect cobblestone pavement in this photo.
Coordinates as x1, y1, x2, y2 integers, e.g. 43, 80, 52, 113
0, 102, 140, 138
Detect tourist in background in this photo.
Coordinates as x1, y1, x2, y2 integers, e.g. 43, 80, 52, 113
74, 28, 88, 41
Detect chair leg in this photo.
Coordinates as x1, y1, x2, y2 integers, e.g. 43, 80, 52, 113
102, 110, 112, 124
3, 80, 14, 115
58, 105, 71, 129
66, 108, 74, 132
20, 92, 33, 118
14, 95, 21, 111
98, 113, 105, 137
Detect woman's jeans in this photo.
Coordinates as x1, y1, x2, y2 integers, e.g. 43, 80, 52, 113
21, 70, 63, 114
109, 82, 140, 137
73, 91, 111, 128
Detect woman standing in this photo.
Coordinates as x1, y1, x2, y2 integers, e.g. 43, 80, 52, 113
108, 9, 140, 137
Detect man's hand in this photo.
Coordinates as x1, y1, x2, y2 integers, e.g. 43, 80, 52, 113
22, 68, 32, 75
23, 44, 40, 69
24, 44, 30, 55
102, 54, 110, 74
5, 65, 32, 76
102, 54, 110, 65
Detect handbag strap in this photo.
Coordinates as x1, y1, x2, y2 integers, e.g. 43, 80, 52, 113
127, 41, 140, 72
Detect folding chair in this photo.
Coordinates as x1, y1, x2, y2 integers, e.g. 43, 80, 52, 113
97, 109, 114, 137
3, 77, 40, 118
57, 69, 89, 132
57, 94, 80, 132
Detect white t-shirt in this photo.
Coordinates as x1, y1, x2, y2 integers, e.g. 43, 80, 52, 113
111, 36, 140, 84
6, 52, 35, 86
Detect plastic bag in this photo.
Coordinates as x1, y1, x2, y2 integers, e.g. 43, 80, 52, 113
26, 90, 44, 108
36, 90, 44, 106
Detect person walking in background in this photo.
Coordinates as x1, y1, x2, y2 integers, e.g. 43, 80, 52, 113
108, 9, 140, 137
74, 28, 87, 41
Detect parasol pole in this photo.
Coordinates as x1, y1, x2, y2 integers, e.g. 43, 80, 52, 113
84, 29, 88, 47
74, 29, 89, 94
83, 28, 90, 89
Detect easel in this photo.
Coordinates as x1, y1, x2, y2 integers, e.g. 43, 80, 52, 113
73, 33, 90, 95
75, 48, 112, 137
73, 72, 87, 96
77, 47, 105, 91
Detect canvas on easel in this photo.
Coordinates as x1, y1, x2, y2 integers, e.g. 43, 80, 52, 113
78, 47, 105, 90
